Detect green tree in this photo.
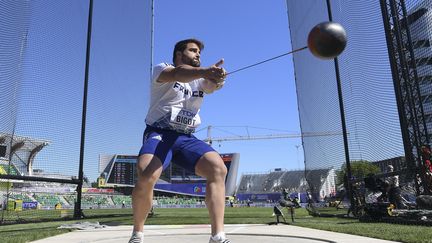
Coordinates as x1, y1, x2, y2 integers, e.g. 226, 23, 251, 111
336, 160, 380, 185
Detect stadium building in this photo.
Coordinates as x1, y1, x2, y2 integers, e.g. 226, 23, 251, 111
0, 133, 78, 211
408, 2, 432, 134
98, 153, 240, 197
0, 132, 49, 177
236, 168, 336, 203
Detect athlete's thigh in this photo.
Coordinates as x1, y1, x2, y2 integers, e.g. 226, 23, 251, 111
138, 127, 178, 173
172, 135, 215, 174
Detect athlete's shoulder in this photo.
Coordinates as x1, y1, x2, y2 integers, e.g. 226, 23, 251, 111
152, 63, 174, 83
154, 62, 173, 69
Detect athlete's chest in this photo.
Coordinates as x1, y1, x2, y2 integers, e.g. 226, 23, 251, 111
172, 82, 203, 99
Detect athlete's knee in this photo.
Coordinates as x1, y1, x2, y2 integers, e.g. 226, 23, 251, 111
137, 169, 161, 186
197, 153, 227, 180
213, 160, 227, 178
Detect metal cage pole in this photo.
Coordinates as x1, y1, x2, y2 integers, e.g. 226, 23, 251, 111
325, 0, 356, 216
74, 0, 94, 219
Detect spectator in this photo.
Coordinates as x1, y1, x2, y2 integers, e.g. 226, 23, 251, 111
385, 165, 405, 209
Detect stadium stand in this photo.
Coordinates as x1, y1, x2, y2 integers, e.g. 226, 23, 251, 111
112, 195, 132, 207
0, 164, 19, 176
33, 194, 62, 208
9, 193, 35, 202
236, 168, 336, 203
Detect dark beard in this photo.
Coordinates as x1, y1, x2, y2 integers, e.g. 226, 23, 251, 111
191, 59, 201, 67
183, 56, 200, 67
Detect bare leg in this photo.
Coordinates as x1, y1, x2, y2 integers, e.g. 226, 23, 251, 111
132, 154, 163, 232
195, 151, 227, 236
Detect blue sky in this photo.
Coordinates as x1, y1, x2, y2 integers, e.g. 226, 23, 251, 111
152, 0, 304, 175
11, 0, 305, 182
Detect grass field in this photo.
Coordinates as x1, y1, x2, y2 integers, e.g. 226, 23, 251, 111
1, 207, 432, 243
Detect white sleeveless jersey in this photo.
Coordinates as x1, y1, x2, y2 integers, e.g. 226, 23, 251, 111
145, 63, 205, 134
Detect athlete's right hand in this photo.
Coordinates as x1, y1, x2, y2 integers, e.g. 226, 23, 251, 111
204, 59, 226, 83
200, 79, 225, 94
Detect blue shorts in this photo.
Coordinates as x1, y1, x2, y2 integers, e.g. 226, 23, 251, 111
138, 125, 215, 173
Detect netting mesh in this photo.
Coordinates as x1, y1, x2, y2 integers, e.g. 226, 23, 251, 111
0, 0, 152, 223
288, 1, 343, 176
406, 0, 432, 134
84, 0, 152, 188
2, 0, 431, 224
0, 0, 30, 136
286, 0, 413, 213
0, 0, 89, 223
80, 0, 152, 216
332, 1, 405, 161
13, 0, 88, 177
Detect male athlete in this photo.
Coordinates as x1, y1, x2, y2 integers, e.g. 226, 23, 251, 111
129, 38, 231, 243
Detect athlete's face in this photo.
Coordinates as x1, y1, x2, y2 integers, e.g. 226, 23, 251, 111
180, 43, 201, 67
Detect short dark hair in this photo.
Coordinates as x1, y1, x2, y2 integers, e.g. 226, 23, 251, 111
172, 38, 204, 64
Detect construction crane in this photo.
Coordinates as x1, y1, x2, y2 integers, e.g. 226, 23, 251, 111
201, 125, 343, 145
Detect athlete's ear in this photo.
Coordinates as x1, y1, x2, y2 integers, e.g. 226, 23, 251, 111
175, 51, 182, 60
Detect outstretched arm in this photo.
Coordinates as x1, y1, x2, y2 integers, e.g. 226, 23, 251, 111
157, 59, 226, 83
